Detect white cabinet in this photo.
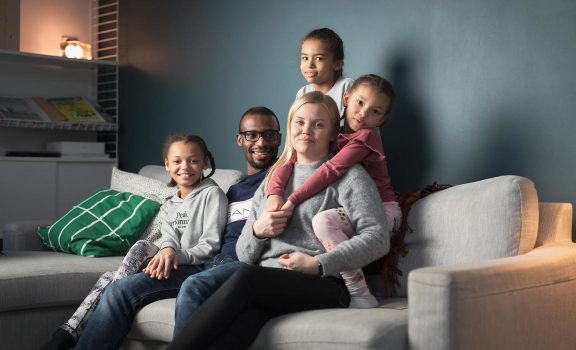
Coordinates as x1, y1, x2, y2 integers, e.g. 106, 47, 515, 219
0, 1, 119, 234
0, 157, 115, 229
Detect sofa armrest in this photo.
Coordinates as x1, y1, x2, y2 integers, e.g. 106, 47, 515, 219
408, 242, 576, 350
3, 220, 52, 251
535, 202, 573, 247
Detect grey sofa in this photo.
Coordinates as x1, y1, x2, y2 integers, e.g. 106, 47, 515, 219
1, 166, 575, 350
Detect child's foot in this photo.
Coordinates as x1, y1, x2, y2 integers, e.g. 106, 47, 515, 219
349, 294, 378, 309
39, 328, 75, 350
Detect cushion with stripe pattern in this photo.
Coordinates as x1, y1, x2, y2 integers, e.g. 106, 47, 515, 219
37, 188, 161, 257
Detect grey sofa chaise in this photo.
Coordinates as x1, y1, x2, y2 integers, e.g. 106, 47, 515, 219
1, 166, 575, 350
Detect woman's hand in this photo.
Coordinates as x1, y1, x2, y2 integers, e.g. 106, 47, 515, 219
265, 195, 284, 212
278, 252, 320, 275
252, 209, 291, 238
143, 247, 178, 279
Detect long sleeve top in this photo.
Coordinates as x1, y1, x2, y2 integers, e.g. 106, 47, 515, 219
296, 76, 354, 117
236, 154, 390, 277
155, 178, 228, 265
268, 128, 395, 206
219, 171, 267, 259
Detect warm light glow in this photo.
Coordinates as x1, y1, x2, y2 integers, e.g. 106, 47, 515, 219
60, 37, 92, 60
64, 44, 82, 59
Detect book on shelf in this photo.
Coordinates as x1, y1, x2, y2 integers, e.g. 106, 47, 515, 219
0, 96, 51, 122
31, 97, 68, 121
85, 99, 116, 124
47, 97, 105, 123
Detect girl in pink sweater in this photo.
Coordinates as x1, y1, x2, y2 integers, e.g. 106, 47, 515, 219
266, 74, 401, 308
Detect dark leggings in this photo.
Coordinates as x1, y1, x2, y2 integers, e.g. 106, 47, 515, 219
168, 264, 350, 350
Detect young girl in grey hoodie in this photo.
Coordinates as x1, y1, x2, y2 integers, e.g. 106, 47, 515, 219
42, 134, 228, 350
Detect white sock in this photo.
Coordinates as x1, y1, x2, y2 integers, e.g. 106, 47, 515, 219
349, 294, 378, 309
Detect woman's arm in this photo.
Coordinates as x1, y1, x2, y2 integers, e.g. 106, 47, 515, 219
316, 166, 390, 276
237, 184, 291, 263
177, 187, 228, 265
287, 141, 372, 206
236, 185, 268, 264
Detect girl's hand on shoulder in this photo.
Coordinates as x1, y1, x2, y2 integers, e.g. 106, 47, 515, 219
143, 247, 178, 279
265, 195, 284, 212
278, 252, 320, 276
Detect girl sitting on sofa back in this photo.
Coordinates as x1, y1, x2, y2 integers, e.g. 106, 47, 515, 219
41, 134, 228, 350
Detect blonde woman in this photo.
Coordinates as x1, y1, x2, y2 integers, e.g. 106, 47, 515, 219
169, 91, 390, 350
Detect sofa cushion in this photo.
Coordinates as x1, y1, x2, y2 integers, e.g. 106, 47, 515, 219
126, 298, 408, 350
390, 175, 539, 296
0, 251, 123, 312
37, 188, 161, 257
111, 167, 179, 242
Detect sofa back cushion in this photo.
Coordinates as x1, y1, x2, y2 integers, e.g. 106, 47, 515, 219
138, 165, 246, 194
393, 175, 538, 296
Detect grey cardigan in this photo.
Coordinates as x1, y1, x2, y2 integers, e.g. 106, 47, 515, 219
236, 155, 390, 276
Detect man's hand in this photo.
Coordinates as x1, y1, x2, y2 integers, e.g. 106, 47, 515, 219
265, 195, 284, 212
252, 210, 291, 238
278, 252, 320, 275
143, 247, 178, 279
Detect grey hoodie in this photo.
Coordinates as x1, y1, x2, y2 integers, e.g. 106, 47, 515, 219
155, 178, 228, 265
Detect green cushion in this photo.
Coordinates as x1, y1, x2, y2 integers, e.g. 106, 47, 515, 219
37, 188, 161, 257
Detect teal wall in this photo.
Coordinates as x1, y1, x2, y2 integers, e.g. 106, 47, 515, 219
119, 1, 576, 236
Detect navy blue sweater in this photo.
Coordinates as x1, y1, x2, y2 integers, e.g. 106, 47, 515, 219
219, 171, 267, 259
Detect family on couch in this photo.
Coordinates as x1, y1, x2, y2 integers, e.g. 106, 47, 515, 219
43, 28, 400, 350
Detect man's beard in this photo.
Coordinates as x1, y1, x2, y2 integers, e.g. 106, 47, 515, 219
248, 156, 273, 170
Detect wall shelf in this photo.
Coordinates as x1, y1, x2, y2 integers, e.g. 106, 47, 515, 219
0, 119, 118, 131
0, 156, 116, 163
0, 48, 118, 69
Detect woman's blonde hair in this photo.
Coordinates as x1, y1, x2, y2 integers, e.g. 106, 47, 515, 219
263, 91, 340, 193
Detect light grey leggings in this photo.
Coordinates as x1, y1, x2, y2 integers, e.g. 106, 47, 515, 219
60, 240, 159, 341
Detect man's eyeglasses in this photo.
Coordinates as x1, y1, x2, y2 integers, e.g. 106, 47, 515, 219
239, 130, 280, 142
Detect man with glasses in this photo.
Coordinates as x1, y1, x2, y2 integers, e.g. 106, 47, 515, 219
60, 107, 282, 349
172, 107, 282, 336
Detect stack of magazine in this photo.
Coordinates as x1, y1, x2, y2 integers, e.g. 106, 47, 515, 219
0, 96, 115, 124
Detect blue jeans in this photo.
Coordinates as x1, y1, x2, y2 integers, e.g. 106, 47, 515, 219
174, 257, 246, 336
75, 254, 241, 350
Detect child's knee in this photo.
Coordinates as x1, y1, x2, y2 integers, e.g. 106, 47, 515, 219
312, 211, 331, 232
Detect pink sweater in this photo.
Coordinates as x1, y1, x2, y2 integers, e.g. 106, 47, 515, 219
268, 128, 395, 205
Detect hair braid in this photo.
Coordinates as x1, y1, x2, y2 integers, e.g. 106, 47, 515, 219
204, 150, 216, 179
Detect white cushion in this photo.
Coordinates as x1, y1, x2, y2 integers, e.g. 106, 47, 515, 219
110, 167, 178, 242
